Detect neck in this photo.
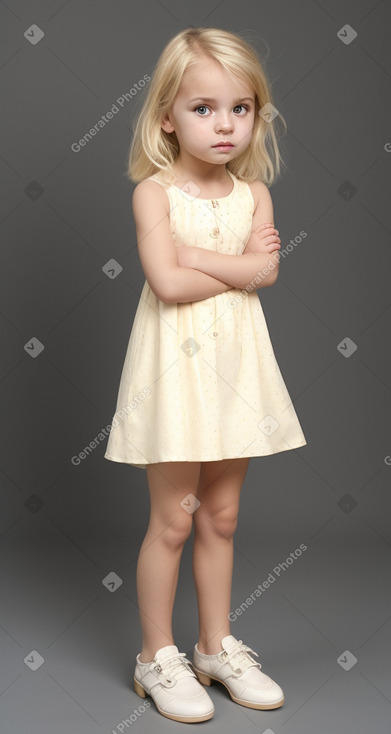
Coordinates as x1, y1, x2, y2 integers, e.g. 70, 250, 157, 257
172, 156, 230, 187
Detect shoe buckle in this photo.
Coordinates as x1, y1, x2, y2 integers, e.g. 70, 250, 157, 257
153, 661, 186, 688
227, 660, 244, 676
221, 648, 250, 676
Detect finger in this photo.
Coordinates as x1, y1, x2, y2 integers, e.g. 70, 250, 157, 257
262, 235, 280, 244
254, 222, 274, 230
254, 226, 277, 235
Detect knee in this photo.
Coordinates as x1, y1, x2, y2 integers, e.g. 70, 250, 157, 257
160, 513, 193, 549
195, 507, 238, 540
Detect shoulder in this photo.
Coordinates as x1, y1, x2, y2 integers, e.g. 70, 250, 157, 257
246, 180, 275, 225
247, 180, 272, 211
132, 177, 170, 217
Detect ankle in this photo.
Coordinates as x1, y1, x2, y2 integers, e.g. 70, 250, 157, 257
197, 627, 232, 655
197, 643, 221, 656
197, 637, 228, 656
139, 640, 176, 663
139, 651, 155, 663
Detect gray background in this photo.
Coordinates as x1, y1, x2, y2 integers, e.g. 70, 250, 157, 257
1, 0, 390, 732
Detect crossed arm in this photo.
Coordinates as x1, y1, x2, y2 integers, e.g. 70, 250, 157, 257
176, 242, 279, 293
133, 177, 280, 304
170, 181, 280, 301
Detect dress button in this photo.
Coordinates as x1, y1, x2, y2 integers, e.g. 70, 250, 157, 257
209, 331, 218, 339
209, 227, 220, 238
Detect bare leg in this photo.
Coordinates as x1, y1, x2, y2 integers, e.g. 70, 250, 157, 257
137, 461, 201, 662
192, 457, 250, 655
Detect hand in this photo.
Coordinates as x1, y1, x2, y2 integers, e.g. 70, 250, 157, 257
243, 222, 281, 255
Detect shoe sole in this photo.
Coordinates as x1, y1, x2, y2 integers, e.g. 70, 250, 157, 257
192, 666, 285, 710
133, 676, 215, 723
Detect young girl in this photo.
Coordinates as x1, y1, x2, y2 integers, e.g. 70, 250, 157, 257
105, 27, 307, 724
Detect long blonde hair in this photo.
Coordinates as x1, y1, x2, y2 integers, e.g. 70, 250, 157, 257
127, 27, 287, 186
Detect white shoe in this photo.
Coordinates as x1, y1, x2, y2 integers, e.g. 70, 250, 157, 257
192, 635, 285, 710
134, 644, 215, 723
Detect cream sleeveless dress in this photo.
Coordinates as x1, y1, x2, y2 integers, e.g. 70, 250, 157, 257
104, 169, 307, 469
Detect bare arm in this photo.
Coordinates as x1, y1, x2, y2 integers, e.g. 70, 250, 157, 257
132, 180, 235, 304
169, 269, 234, 302
183, 248, 279, 290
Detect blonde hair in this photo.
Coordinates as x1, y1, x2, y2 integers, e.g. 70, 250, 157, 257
127, 27, 287, 186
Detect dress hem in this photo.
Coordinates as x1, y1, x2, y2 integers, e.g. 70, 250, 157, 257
104, 439, 307, 469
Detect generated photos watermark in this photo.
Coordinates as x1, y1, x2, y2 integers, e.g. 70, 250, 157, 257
71, 74, 150, 152
71, 387, 151, 465
228, 543, 308, 621
227, 230, 307, 309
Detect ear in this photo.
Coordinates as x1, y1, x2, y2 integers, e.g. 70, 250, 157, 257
161, 111, 175, 134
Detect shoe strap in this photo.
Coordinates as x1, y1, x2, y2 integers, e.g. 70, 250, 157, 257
217, 639, 261, 676
152, 651, 197, 686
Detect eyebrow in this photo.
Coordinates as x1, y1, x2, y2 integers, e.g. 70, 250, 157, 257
188, 97, 254, 103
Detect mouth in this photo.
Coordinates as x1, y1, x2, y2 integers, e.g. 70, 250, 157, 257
212, 142, 234, 150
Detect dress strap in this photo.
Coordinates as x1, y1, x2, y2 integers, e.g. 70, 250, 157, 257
145, 173, 170, 188
145, 173, 176, 212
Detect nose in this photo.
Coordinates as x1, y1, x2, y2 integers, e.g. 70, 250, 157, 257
215, 110, 234, 133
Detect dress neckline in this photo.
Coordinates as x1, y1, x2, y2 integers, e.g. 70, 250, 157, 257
170, 168, 237, 201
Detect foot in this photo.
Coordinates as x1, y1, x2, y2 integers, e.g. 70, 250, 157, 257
134, 643, 215, 722
192, 634, 285, 710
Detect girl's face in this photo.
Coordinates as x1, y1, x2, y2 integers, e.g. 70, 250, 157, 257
161, 55, 255, 171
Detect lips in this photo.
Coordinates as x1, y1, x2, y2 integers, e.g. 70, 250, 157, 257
213, 142, 234, 147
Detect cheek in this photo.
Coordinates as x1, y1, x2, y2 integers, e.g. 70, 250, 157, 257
185, 116, 203, 135
192, 122, 210, 144
239, 119, 254, 140
180, 128, 205, 149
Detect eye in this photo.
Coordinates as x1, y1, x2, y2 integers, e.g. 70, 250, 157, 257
194, 105, 210, 116
233, 104, 249, 114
